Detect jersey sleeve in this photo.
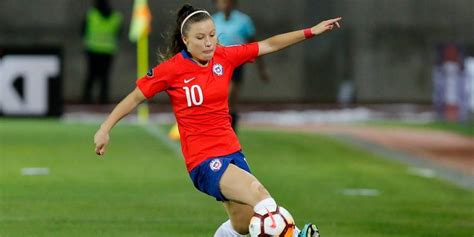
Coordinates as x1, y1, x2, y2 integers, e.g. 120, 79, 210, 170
223, 42, 259, 68
136, 63, 171, 99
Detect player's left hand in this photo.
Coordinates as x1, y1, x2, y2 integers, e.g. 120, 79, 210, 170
94, 129, 109, 156
311, 17, 342, 36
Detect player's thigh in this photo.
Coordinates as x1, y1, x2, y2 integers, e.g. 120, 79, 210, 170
220, 164, 270, 206
223, 201, 254, 234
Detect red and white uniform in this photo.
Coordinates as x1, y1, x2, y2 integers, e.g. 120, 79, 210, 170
137, 43, 259, 171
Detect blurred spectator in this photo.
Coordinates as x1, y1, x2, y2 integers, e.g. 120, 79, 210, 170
433, 43, 468, 121
82, 0, 123, 104
466, 57, 474, 117
212, 0, 269, 132
337, 80, 354, 107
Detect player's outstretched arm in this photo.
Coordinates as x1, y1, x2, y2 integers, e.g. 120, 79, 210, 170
257, 17, 341, 56
94, 87, 147, 156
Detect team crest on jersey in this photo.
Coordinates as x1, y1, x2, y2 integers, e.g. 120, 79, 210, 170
213, 64, 224, 76
209, 159, 222, 172
146, 68, 154, 78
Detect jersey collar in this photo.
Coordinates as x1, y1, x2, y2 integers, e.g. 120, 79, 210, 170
181, 50, 196, 64
180, 49, 213, 68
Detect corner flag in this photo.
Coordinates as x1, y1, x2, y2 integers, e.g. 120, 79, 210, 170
129, 0, 152, 124
129, 0, 151, 42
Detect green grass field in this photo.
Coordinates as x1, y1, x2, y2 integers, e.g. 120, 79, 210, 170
1, 119, 473, 237
365, 120, 474, 137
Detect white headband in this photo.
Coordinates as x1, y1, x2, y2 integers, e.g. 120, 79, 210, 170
180, 10, 211, 36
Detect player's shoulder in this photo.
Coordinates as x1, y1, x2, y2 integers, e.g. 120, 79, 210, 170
220, 42, 257, 50
155, 54, 182, 70
218, 43, 245, 50
147, 53, 183, 79
214, 44, 249, 62
215, 44, 238, 57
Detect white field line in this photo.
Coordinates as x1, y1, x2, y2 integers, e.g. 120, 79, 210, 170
332, 135, 474, 190
408, 167, 436, 178
140, 124, 182, 159
340, 188, 381, 196
21, 167, 49, 176
61, 112, 181, 158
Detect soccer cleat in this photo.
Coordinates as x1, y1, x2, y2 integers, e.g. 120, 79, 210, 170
298, 223, 320, 237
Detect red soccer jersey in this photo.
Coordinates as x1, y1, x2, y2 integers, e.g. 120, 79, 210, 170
136, 43, 259, 171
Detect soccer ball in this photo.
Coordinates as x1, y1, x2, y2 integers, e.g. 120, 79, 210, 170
249, 206, 295, 237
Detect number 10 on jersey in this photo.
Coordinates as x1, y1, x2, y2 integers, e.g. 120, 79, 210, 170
183, 85, 203, 107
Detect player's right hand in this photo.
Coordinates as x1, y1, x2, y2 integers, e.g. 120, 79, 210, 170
311, 17, 342, 36
94, 129, 109, 156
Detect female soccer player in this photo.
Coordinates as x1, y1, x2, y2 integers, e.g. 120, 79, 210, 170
94, 4, 341, 237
